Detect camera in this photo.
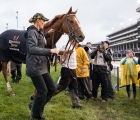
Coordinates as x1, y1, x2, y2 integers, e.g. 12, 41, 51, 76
97, 45, 101, 49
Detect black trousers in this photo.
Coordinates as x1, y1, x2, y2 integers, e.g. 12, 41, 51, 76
30, 73, 55, 118
107, 71, 114, 99
89, 63, 93, 79
54, 67, 78, 95
92, 71, 108, 100
126, 83, 136, 98
77, 77, 92, 99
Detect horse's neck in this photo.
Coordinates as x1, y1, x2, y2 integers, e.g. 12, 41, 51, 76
45, 20, 64, 48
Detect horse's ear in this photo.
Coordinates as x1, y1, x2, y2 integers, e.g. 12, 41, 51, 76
67, 7, 72, 14
74, 9, 78, 14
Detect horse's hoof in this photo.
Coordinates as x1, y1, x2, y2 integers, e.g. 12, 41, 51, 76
10, 93, 15, 96
9, 91, 15, 96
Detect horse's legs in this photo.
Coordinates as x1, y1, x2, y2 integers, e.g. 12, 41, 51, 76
7, 61, 11, 76
2, 62, 15, 96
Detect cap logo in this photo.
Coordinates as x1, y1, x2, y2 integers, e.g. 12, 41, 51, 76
37, 15, 41, 19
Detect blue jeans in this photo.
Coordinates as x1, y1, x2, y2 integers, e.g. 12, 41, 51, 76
30, 73, 55, 118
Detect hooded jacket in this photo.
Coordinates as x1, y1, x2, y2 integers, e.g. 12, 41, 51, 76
25, 25, 51, 77
76, 45, 90, 77
120, 57, 139, 86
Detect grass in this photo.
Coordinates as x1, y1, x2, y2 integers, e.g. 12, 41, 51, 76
0, 64, 140, 120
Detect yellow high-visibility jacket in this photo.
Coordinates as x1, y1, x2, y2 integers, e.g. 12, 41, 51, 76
120, 57, 140, 86
76, 46, 90, 78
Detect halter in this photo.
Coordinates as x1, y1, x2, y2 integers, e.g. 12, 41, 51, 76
59, 14, 80, 64
64, 14, 81, 42
51, 13, 81, 70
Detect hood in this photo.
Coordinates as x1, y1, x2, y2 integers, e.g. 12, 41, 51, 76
24, 25, 38, 38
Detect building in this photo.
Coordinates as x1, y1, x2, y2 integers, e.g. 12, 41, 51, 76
106, 19, 140, 60
105, 6, 140, 61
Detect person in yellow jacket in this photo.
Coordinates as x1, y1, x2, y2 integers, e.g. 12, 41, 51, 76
120, 50, 138, 100
76, 44, 92, 101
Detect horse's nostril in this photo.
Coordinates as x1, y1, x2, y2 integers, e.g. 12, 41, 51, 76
79, 35, 85, 40
79, 35, 83, 39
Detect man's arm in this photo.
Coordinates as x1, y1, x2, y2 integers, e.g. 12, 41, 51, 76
103, 50, 112, 62
91, 50, 97, 59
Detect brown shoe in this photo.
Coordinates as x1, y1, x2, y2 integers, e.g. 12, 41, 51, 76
91, 97, 97, 101
101, 100, 107, 103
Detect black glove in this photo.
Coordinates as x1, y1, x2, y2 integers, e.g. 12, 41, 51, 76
84, 46, 89, 52
44, 32, 50, 39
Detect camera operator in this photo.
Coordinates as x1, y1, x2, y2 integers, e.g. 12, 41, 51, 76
102, 41, 114, 100
91, 42, 111, 103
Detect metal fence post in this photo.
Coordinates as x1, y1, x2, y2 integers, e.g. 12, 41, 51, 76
117, 67, 119, 91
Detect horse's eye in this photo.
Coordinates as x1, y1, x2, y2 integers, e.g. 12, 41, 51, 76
69, 20, 74, 24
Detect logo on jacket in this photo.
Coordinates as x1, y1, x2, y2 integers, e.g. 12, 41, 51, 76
13, 36, 19, 41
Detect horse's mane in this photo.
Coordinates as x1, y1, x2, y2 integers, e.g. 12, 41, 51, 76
44, 14, 65, 29
44, 11, 77, 29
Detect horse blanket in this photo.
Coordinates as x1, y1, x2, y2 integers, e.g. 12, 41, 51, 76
0, 29, 27, 63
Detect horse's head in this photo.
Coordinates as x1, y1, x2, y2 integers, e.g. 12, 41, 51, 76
62, 7, 85, 43
43, 7, 85, 48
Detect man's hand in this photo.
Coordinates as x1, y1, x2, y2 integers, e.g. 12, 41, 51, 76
66, 50, 73, 54
81, 68, 86, 74
59, 50, 73, 55
50, 48, 59, 55
98, 48, 104, 53
48, 28, 55, 34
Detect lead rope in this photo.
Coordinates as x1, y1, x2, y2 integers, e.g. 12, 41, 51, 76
51, 31, 58, 72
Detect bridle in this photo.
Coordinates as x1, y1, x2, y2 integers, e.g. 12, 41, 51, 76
51, 13, 82, 46
51, 13, 82, 70
64, 14, 81, 43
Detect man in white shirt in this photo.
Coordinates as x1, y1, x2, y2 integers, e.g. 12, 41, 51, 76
54, 40, 82, 108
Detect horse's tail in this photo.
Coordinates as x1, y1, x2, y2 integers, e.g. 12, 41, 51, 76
0, 62, 2, 72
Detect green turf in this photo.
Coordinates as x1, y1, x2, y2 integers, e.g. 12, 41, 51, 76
0, 64, 140, 120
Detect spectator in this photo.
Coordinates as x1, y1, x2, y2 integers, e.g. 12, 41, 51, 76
10, 61, 22, 83
102, 41, 114, 100
121, 50, 138, 100
91, 43, 111, 103
76, 44, 92, 101
84, 42, 93, 91
54, 40, 82, 108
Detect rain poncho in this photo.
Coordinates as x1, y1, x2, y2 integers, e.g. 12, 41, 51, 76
120, 57, 140, 86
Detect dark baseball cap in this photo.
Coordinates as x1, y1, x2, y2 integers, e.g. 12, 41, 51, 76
29, 13, 49, 23
102, 41, 110, 45
86, 42, 91, 44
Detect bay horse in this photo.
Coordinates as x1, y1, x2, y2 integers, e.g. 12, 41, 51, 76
0, 7, 85, 96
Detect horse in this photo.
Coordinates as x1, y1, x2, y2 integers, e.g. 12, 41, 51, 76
0, 7, 85, 96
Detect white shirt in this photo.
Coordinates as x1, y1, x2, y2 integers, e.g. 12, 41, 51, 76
60, 44, 77, 69
96, 51, 105, 65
